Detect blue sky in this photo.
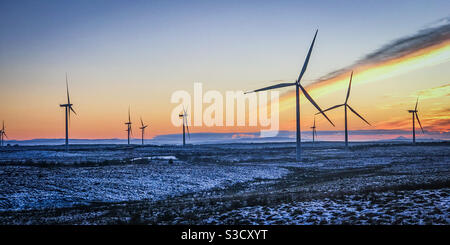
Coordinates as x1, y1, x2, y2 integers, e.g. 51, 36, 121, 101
2, 0, 448, 77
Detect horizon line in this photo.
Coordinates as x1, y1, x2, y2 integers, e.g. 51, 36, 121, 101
2, 128, 449, 142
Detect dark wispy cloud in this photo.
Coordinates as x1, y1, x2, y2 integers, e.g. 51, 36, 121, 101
315, 16, 450, 83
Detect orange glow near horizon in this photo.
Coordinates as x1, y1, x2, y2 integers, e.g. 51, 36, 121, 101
2, 37, 449, 141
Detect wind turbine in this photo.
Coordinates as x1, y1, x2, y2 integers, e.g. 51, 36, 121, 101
125, 107, 132, 145
59, 73, 77, 150
0, 121, 7, 147
408, 97, 424, 144
310, 116, 317, 145
178, 107, 190, 146
245, 30, 334, 161
318, 71, 371, 147
139, 117, 149, 145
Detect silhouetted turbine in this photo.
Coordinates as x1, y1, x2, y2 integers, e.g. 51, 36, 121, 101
317, 71, 370, 147
139, 117, 149, 145
245, 30, 334, 161
408, 97, 424, 144
59, 73, 77, 151
0, 121, 8, 147
178, 107, 190, 147
310, 116, 317, 145
125, 107, 132, 145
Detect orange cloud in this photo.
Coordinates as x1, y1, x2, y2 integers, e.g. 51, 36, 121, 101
415, 84, 450, 99
278, 40, 450, 112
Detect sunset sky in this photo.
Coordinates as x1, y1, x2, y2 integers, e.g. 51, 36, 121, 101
0, 0, 449, 141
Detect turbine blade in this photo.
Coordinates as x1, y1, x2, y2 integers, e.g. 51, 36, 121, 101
316, 104, 345, 114
140, 117, 144, 127
182, 105, 187, 118
297, 30, 318, 83
70, 106, 77, 116
298, 84, 334, 127
299, 84, 334, 127
3, 132, 7, 139
345, 71, 353, 104
128, 107, 131, 123
347, 104, 371, 126
415, 97, 419, 111
245, 83, 295, 94
415, 112, 424, 134
66, 73, 70, 105
185, 109, 190, 139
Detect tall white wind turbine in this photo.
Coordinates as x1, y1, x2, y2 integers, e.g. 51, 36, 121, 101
245, 30, 334, 161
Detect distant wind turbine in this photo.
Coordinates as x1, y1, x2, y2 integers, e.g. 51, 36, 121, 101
318, 71, 371, 147
0, 121, 7, 147
178, 107, 190, 146
59, 73, 77, 150
245, 30, 334, 161
310, 116, 317, 145
125, 107, 132, 145
139, 117, 149, 145
408, 97, 424, 144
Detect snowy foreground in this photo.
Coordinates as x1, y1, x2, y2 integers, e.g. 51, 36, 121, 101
0, 141, 448, 224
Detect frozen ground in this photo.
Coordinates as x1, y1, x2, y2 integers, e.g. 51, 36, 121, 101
0, 141, 448, 224
0, 157, 288, 211
203, 188, 449, 225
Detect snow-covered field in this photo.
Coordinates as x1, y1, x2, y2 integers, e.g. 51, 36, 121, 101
0, 141, 448, 224
203, 188, 450, 225
0, 156, 288, 211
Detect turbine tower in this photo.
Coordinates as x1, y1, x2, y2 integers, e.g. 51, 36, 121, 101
310, 116, 317, 145
318, 71, 371, 148
178, 107, 190, 146
125, 107, 132, 145
139, 117, 148, 145
59, 74, 77, 150
245, 30, 334, 161
0, 121, 7, 147
408, 97, 424, 144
